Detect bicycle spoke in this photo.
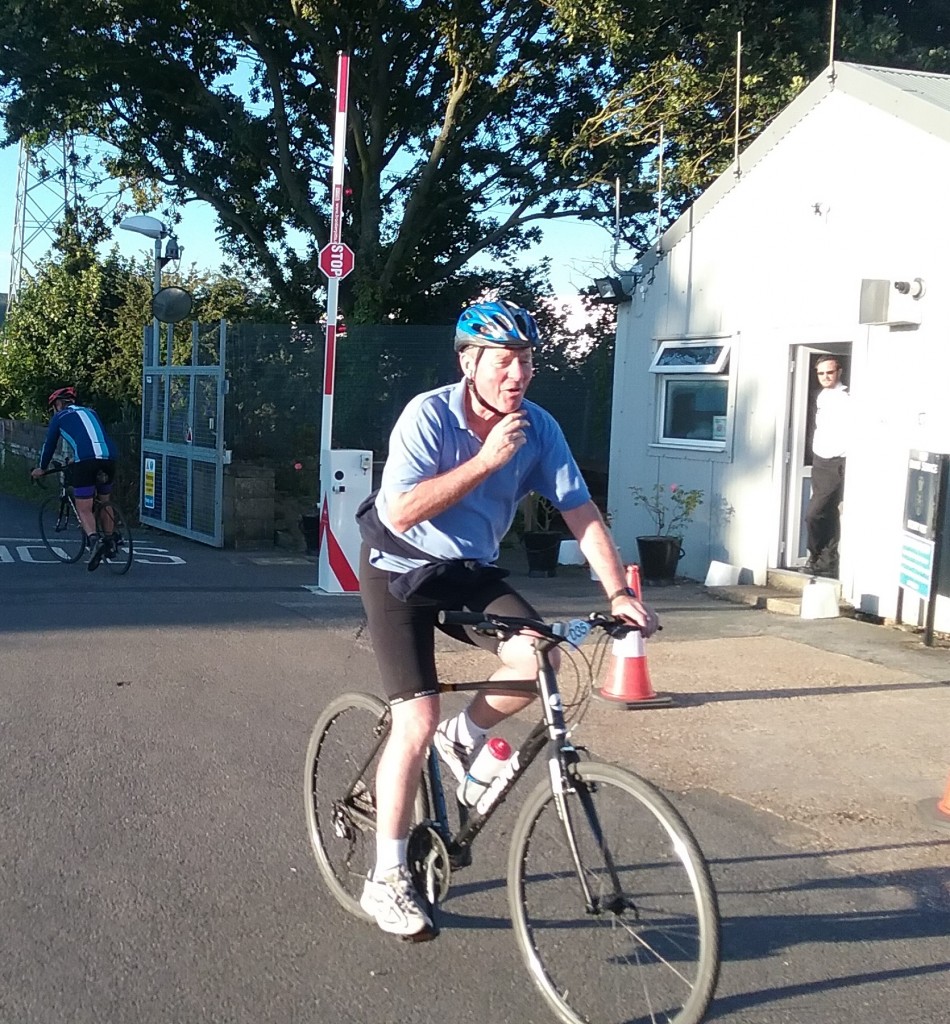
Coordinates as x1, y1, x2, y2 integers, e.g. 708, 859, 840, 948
99, 501, 134, 575
509, 763, 720, 1024
304, 693, 391, 919
38, 495, 86, 562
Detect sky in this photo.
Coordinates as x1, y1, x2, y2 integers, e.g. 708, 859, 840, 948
0, 141, 635, 305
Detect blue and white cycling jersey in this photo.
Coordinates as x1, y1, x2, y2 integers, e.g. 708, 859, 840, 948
39, 405, 118, 469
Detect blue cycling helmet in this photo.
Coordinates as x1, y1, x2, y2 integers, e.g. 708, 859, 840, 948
454, 300, 540, 353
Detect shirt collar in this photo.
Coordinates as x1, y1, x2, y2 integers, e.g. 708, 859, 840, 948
447, 378, 470, 430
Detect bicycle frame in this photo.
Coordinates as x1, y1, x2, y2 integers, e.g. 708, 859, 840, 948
331, 623, 627, 914
419, 635, 613, 912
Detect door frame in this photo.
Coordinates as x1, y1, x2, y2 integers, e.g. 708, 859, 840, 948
781, 342, 851, 568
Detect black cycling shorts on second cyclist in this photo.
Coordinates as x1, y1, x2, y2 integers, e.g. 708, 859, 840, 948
64, 458, 116, 499
359, 544, 542, 704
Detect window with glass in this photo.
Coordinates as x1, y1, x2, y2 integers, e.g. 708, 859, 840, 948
650, 339, 731, 448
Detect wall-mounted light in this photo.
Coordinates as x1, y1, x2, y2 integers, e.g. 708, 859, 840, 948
593, 276, 632, 305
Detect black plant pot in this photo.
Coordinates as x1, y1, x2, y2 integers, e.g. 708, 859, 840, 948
523, 532, 563, 577
636, 535, 684, 581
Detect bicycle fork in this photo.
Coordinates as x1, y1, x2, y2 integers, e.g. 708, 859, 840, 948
531, 646, 628, 918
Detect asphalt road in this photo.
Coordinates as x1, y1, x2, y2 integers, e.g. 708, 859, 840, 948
1, 490, 947, 1024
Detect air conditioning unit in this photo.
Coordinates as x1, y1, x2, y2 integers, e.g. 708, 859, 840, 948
859, 278, 923, 326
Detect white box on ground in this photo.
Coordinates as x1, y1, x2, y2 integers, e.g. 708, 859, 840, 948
800, 579, 840, 619
558, 539, 585, 565
704, 560, 741, 587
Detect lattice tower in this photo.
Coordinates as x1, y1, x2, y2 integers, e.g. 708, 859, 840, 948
8, 134, 86, 303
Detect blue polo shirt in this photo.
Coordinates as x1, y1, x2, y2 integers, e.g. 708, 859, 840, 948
373, 380, 590, 571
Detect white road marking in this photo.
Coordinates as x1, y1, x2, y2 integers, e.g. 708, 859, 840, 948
0, 541, 186, 565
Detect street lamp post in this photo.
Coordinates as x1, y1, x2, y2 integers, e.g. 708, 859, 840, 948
119, 215, 184, 444
119, 214, 173, 366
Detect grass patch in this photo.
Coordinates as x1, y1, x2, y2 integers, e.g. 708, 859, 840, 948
0, 449, 44, 505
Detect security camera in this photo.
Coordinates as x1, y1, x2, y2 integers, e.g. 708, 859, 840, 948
163, 235, 182, 261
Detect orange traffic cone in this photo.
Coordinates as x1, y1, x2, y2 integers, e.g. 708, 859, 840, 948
917, 771, 950, 833
595, 565, 674, 709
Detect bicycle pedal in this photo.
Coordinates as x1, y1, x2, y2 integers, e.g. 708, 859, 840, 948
449, 848, 472, 870
401, 923, 439, 944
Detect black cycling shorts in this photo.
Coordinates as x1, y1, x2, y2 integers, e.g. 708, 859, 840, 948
359, 544, 542, 704
64, 459, 115, 499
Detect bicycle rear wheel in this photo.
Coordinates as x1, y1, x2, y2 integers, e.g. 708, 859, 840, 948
508, 761, 720, 1024
97, 500, 134, 575
38, 495, 86, 562
304, 692, 392, 919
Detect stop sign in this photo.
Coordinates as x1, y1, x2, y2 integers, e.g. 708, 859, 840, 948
318, 242, 355, 280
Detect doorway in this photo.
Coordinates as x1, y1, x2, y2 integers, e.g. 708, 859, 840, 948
782, 342, 851, 568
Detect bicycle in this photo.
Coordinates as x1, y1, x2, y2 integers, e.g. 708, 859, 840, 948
304, 610, 721, 1024
35, 461, 135, 575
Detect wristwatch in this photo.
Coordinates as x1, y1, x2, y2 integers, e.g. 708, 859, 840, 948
608, 587, 636, 602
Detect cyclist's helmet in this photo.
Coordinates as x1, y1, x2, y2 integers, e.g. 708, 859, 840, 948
47, 386, 77, 409
454, 300, 540, 353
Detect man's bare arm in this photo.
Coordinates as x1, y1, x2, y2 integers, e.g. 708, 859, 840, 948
387, 411, 529, 532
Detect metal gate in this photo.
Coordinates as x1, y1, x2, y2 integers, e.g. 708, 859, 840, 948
140, 320, 228, 546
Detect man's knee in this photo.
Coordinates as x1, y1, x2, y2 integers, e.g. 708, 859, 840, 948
389, 699, 439, 752
499, 633, 558, 676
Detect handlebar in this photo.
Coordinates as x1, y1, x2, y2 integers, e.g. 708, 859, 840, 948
437, 609, 650, 644
30, 460, 70, 488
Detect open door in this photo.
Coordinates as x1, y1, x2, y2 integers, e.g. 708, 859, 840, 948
782, 343, 851, 568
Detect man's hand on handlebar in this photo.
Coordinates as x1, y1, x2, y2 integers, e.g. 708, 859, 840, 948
610, 593, 660, 638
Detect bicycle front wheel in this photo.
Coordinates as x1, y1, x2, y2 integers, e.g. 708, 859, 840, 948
508, 761, 721, 1024
38, 495, 86, 562
304, 692, 392, 919
97, 500, 134, 575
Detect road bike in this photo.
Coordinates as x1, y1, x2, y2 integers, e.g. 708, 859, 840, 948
36, 461, 135, 575
304, 610, 721, 1024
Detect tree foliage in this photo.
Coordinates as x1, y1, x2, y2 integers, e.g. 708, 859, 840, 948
0, 232, 151, 421
1, 1, 946, 324
550, 0, 950, 240
0, 227, 288, 421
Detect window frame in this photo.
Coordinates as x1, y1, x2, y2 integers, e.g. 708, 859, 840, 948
649, 336, 734, 452
649, 338, 731, 374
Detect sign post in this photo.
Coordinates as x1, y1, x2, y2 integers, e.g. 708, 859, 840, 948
317, 53, 371, 594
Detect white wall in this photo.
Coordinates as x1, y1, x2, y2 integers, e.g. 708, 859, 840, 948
611, 86, 950, 626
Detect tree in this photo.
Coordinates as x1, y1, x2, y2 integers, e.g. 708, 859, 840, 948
553, 1, 950, 239
0, 233, 152, 421
2, 2, 946, 325
0, 229, 288, 421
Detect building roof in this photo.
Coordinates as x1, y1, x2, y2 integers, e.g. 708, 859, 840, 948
638, 62, 950, 275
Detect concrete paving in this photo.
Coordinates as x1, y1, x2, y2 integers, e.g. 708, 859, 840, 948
437, 553, 950, 890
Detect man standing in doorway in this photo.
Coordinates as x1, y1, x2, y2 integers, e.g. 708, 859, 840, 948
804, 356, 849, 577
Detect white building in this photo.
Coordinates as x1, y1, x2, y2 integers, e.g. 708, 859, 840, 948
608, 62, 950, 630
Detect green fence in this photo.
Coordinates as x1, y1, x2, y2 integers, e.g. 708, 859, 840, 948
225, 322, 611, 502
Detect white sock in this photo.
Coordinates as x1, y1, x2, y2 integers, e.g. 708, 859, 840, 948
374, 837, 408, 878
450, 707, 487, 750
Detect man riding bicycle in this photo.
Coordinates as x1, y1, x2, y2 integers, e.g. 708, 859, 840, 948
356, 299, 659, 938
31, 386, 119, 572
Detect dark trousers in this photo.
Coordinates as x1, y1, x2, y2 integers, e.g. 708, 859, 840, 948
805, 455, 845, 570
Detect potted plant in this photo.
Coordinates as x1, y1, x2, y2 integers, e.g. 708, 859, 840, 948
630, 483, 704, 581
520, 493, 564, 577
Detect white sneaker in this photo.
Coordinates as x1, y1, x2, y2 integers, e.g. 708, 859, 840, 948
360, 866, 433, 937
433, 720, 482, 784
